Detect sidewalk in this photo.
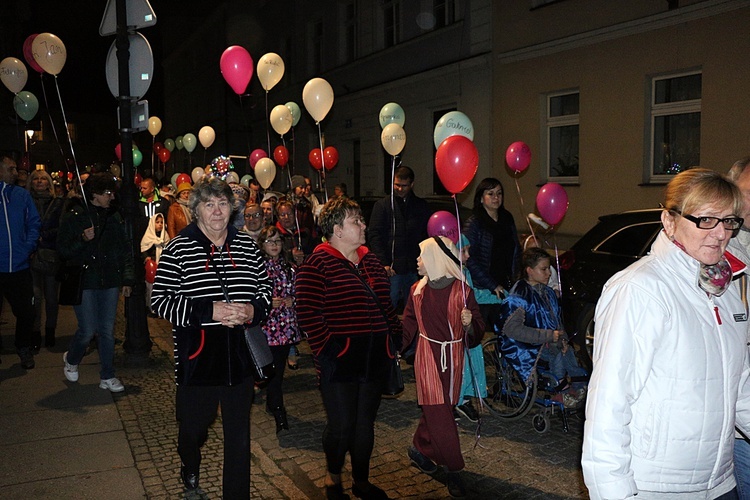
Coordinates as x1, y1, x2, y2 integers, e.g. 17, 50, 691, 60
0, 300, 590, 499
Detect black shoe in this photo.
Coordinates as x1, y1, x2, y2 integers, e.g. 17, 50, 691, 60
325, 483, 350, 500
408, 446, 437, 475
272, 407, 290, 434
45, 328, 56, 347
453, 409, 461, 422
180, 465, 199, 490
18, 349, 35, 370
455, 402, 479, 423
352, 481, 389, 499
446, 472, 466, 498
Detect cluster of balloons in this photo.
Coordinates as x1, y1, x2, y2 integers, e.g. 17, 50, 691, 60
114, 143, 144, 167
220, 47, 287, 96
309, 147, 339, 171
380, 102, 406, 156
148, 115, 213, 155
434, 110, 478, 194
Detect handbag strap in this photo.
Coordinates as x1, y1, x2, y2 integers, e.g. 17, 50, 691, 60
340, 260, 390, 325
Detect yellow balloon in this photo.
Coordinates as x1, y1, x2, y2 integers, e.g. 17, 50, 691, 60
148, 116, 162, 136
257, 53, 285, 91
199, 126, 215, 149
255, 158, 276, 189
381, 123, 406, 156
270, 105, 293, 136
302, 77, 334, 123
0, 58, 28, 94
32, 33, 67, 76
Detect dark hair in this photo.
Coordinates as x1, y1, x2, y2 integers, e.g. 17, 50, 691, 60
472, 177, 504, 211
84, 172, 117, 199
395, 166, 415, 182
319, 197, 361, 238
258, 225, 294, 269
520, 247, 551, 280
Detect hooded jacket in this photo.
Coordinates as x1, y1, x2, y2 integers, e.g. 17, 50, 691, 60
0, 182, 40, 272
582, 231, 750, 499
152, 222, 272, 386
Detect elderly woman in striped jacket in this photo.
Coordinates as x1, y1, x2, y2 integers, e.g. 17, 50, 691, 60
152, 177, 272, 499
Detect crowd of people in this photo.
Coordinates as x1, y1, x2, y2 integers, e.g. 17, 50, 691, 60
7, 149, 750, 500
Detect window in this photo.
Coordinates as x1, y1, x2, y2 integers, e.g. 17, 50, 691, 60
594, 222, 662, 259
383, 0, 401, 48
649, 71, 701, 180
433, 0, 456, 28
309, 19, 323, 74
340, 1, 358, 64
546, 91, 579, 180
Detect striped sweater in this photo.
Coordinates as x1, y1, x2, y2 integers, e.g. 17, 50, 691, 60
296, 243, 401, 358
152, 222, 272, 385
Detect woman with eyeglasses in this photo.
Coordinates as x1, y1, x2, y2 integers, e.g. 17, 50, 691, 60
242, 203, 264, 244
257, 225, 300, 433
582, 168, 750, 500
296, 196, 401, 500
58, 173, 134, 393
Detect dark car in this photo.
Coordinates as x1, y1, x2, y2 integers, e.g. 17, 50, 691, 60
559, 208, 664, 369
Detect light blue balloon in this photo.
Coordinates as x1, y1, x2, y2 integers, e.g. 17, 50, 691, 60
433, 111, 474, 150
285, 101, 301, 127
175, 136, 184, 150
240, 174, 253, 186
379, 102, 405, 129
13, 91, 39, 122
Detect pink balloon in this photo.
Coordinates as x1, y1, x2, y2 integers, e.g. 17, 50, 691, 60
505, 141, 532, 173
536, 183, 569, 226
427, 211, 459, 244
220, 46, 254, 95
23, 34, 44, 74
249, 148, 267, 169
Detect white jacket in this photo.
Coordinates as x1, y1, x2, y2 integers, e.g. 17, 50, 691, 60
582, 231, 750, 499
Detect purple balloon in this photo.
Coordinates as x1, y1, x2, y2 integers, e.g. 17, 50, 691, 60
427, 211, 459, 244
536, 183, 569, 226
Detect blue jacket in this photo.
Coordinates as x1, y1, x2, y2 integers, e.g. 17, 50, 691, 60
0, 182, 40, 273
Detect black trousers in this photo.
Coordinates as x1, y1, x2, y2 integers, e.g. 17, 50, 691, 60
176, 379, 253, 499
0, 269, 34, 351
266, 344, 291, 411
319, 377, 382, 482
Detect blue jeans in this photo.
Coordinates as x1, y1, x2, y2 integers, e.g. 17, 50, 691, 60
390, 272, 419, 312
66, 287, 120, 380
736, 438, 750, 499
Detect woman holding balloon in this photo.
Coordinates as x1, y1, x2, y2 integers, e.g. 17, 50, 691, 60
462, 178, 520, 327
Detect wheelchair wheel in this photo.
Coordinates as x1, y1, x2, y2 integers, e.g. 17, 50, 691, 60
481, 338, 537, 420
532, 413, 550, 433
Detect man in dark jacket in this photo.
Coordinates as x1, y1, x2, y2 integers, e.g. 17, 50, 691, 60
0, 153, 41, 369
367, 166, 431, 312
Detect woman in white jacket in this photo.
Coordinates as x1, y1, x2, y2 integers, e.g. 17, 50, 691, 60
582, 168, 750, 500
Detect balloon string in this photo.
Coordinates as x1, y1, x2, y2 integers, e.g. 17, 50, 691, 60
454, 194, 467, 309
389, 156, 396, 269
54, 76, 88, 214
151, 136, 155, 178
239, 94, 252, 167
553, 234, 563, 298
265, 91, 271, 158
39, 73, 67, 167
514, 176, 537, 248
290, 126, 296, 175
317, 122, 328, 203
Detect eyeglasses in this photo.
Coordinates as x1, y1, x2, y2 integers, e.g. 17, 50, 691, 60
263, 239, 282, 245
244, 213, 262, 219
672, 210, 744, 231
100, 190, 114, 196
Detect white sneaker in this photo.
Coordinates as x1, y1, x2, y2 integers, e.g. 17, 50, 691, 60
63, 352, 79, 382
99, 377, 125, 393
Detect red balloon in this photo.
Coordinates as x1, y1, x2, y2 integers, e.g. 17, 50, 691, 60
427, 211, 459, 244
134, 172, 142, 185
220, 46, 254, 95
153, 141, 164, 153
114, 143, 122, 161
145, 259, 157, 284
158, 148, 171, 163
176, 173, 191, 186
250, 148, 267, 169
323, 146, 339, 171
435, 136, 478, 194
309, 148, 323, 171
23, 34, 44, 74
505, 141, 532, 173
536, 182, 569, 226
273, 145, 289, 167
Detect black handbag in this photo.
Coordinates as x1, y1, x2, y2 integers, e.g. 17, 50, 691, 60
211, 259, 275, 381
32, 248, 60, 276
57, 263, 87, 306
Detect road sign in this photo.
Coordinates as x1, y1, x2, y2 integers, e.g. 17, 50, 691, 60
100, 0, 156, 36
105, 32, 154, 100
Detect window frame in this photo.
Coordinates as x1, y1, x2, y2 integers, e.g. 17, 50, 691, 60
544, 89, 580, 183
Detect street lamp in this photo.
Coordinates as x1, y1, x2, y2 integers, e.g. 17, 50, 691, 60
25, 129, 34, 153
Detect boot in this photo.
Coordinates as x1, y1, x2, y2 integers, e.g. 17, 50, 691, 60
18, 348, 35, 370
45, 327, 55, 348
31, 331, 41, 354
272, 407, 290, 434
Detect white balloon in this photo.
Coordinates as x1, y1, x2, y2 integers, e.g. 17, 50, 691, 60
255, 158, 276, 189
191, 166, 205, 183
302, 78, 334, 123
0, 58, 28, 94
381, 123, 406, 156
433, 111, 474, 149
257, 53, 285, 91
270, 105, 293, 136
198, 126, 215, 149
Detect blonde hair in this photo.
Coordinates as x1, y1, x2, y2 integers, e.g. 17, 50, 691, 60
664, 168, 742, 216
26, 169, 55, 197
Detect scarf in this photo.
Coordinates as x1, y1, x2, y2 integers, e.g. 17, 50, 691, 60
140, 213, 170, 262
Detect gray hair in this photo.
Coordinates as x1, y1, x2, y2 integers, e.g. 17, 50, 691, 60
188, 177, 234, 218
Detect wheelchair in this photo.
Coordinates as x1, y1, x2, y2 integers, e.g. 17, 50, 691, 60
480, 334, 587, 433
